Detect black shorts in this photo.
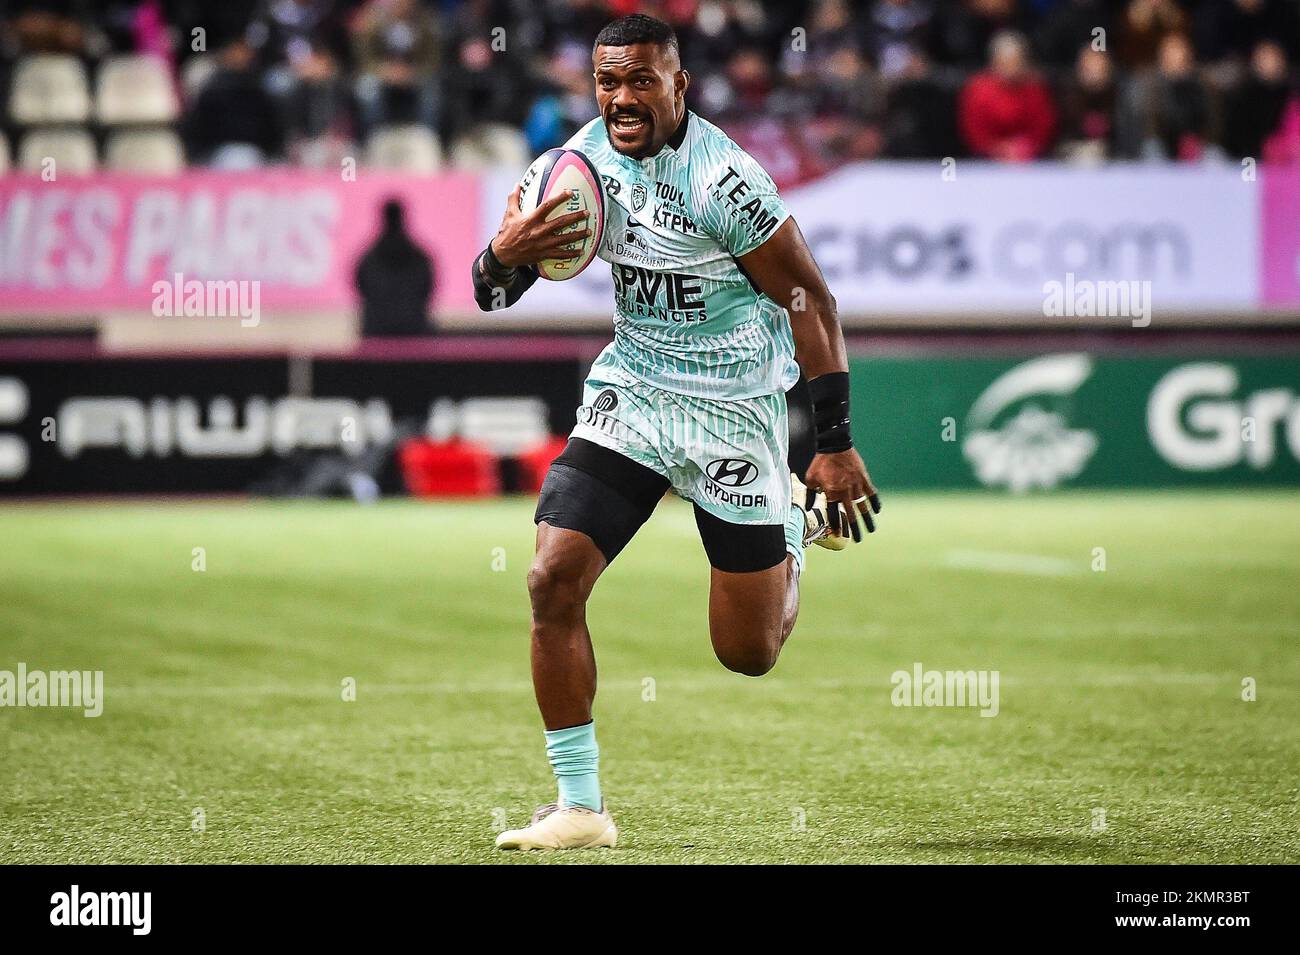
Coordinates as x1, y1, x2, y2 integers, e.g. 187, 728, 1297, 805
534, 438, 787, 573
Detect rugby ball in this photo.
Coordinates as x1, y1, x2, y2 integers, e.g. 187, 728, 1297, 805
517, 148, 605, 281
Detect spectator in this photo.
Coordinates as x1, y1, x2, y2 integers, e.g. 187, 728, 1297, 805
1056, 44, 1117, 162
101, 0, 172, 60
182, 38, 284, 165
283, 41, 356, 166
1033, 0, 1114, 70
440, 33, 530, 144
958, 30, 1056, 160
356, 199, 436, 338
523, 41, 595, 154
536, 0, 610, 55
9, 0, 86, 54
685, 0, 770, 73
351, 0, 442, 137
806, 45, 885, 162
1118, 0, 1187, 69
1222, 40, 1294, 159
166, 0, 262, 61
866, 0, 936, 80
717, 46, 777, 120
931, 0, 1022, 70
1195, 0, 1300, 64
246, 0, 351, 71
884, 46, 961, 158
775, 0, 860, 116
1140, 32, 1209, 160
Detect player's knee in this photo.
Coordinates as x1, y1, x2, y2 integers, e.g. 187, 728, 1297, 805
527, 557, 588, 626
718, 645, 778, 677
713, 629, 781, 677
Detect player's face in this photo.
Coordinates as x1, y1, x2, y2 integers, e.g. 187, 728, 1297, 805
593, 43, 688, 158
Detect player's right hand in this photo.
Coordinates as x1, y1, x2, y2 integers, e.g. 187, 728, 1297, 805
804, 448, 881, 544
489, 184, 592, 269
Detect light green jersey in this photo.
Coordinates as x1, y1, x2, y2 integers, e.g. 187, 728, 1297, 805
564, 111, 798, 401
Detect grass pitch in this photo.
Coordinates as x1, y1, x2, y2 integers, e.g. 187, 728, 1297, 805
1, 491, 1297, 864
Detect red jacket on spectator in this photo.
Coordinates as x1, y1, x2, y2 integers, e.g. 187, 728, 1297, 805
958, 71, 1057, 161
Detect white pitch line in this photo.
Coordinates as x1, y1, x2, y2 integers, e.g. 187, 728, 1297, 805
943, 549, 1079, 577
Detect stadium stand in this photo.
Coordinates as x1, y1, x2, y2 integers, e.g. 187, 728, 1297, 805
0, 1, 1295, 172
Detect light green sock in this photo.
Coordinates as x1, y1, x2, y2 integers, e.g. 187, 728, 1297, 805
785, 501, 805, 574
544, 721, 602, 811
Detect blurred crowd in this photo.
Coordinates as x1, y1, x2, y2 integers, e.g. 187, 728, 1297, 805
3, 0, 1299, 173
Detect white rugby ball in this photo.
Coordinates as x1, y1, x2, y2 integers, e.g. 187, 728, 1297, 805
517, 148, 605, 281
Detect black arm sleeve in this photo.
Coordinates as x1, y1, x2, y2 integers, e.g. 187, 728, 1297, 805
472, 246, 540, 312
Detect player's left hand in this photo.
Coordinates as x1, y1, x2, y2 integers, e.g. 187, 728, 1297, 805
803, 449, 881, 543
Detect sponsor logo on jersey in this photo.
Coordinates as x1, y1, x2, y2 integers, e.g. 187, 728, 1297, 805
703, 457, 766, 508
647, 181, 698, 234
612, 264, 708, 324
655, 182, 686, 206
700, 480, 768, 509
602, 175, 621, 198
578, 393, 620, 435
605, 219, 672, 268
712, 165, 781, 244
653, 204, 699, 235
706, 458, 758, 487
621, 223, 647, 250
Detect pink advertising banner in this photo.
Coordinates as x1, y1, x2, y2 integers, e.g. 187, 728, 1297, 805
0, 171, 479, 313
1261, 166, 1300, 308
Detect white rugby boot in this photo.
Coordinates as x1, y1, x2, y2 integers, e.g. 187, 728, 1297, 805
495, 803, 618, 851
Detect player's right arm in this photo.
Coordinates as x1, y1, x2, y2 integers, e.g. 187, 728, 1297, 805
472, 185, 591, 311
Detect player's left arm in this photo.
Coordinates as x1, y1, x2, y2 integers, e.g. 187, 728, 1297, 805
738, 218, 882, 541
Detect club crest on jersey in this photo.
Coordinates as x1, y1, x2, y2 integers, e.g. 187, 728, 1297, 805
706, 458, 758, 487
631, 183, 647, 212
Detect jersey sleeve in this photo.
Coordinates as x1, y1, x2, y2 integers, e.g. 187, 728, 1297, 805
699, 146, 790, 258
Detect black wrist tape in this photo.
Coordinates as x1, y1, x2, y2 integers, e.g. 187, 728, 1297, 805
480, 243, 517, 285
808, 371, 853, 453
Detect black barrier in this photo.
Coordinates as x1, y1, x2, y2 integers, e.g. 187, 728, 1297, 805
0, 344, 586, 495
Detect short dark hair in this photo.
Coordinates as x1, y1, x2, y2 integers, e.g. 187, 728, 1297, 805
593, 14, 679, 58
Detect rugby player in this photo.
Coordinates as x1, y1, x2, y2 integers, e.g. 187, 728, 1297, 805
471, 14, 881, 851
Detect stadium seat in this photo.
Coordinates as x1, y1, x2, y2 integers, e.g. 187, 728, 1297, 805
105, 129, 184, 174
397, 437, 500, 497
365, 125, 443, 172
449, 123, 530, 171
8, 55, 91, 124
19, 128, 97, 175
95, 55, 179, 125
